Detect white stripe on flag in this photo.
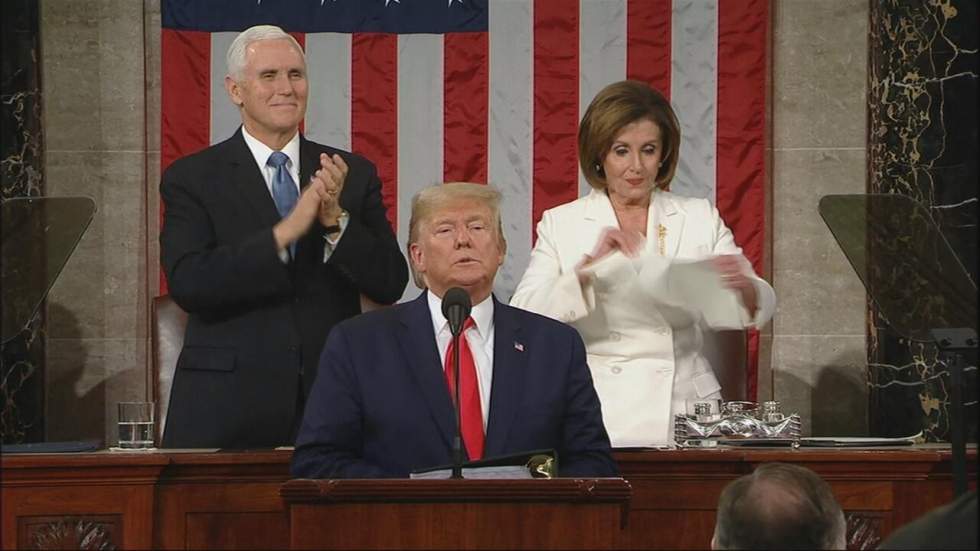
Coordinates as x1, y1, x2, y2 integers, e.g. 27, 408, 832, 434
397, 34, 445, 302
211, 32, 239, 144
489, 0, 534, 302
579, 0, 627, 199
306, 33, 352, 150
670, 0, 718, 202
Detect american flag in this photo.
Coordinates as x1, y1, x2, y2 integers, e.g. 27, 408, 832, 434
161, 0, 768, 397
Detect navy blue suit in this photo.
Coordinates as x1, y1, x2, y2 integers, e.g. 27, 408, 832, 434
291, 293, 617, 478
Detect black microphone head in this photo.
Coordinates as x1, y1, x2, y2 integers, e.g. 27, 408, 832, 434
442, 287, 472, 336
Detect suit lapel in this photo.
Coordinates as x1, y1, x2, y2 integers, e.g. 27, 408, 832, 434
583, 188, 620, 228
484, 299, 528, 456
653, 191, 685, 258
298, 135, 318, 193
228, 128, 281, 228
396, 293, 457, 450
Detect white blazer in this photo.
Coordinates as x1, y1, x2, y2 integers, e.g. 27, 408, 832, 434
511, 188, 775, 446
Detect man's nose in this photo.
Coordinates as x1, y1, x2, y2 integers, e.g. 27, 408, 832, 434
274, 75, 294, 95
454, 227, 472, 248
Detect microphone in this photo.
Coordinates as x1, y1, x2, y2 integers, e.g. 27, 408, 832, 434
441, 287, 471, 337
441, 287, 471, 478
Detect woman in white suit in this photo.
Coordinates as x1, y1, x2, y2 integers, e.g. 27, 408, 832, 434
511, 81, 775, 446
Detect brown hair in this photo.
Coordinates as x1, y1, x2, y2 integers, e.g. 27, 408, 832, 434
578, 80, 681, 191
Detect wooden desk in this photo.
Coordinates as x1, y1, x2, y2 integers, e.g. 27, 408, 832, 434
282, 478, 631, 549
2, 446, 974, 549
614, 445, 976, 549
1, 450, 290, 550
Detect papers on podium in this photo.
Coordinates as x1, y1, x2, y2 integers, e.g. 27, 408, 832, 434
409, 449, 557, 480
410, 465, 533, 480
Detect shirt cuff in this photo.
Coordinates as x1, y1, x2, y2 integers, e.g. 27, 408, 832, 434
321, 211, 350, 262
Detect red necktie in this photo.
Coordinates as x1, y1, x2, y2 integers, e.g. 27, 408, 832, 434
443, 317, 484, 460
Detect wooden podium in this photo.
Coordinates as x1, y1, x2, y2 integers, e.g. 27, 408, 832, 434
280, 478, 632, 550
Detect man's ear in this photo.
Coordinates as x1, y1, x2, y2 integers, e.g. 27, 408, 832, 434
409, 242, 425, 274
225, 76, 242, 107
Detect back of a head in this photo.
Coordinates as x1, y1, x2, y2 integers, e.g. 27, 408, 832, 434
713, 463, 846, 550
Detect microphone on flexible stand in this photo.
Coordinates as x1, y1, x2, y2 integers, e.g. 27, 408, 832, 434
441, 287, 472, 479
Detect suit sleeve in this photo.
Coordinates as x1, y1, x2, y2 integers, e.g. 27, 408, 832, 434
324, 159, 408, 305
160, 163, 292, 314
511, 211, 598, 323
557, 329, 619, 477
291, 324, 391, 479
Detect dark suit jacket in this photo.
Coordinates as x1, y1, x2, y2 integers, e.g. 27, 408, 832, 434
291, 293, 618, 478
159, 129, 408, 449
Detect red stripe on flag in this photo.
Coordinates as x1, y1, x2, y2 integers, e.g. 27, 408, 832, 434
444, 32, 489, 184
532, 0, 579, 240
351, 34, 398, 230
161, 30, 211, 173
717, 0, 768, 401
626, 0, 671, 99
161, 29, 211, 294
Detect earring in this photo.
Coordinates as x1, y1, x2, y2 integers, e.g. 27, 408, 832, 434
595, 164, 604, 175
658, 162, 663, 168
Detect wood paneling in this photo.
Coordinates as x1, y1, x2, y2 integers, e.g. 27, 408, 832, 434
1, 446, 973, 549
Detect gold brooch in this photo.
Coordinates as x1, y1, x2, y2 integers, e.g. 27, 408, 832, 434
657, 224, 667, 256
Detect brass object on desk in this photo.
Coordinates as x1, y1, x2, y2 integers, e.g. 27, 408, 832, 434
527, 454, 556, 478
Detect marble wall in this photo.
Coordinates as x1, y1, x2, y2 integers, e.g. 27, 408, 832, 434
867, 0, 977, 440
2, 0, 46, 444
34, 0, 913, 442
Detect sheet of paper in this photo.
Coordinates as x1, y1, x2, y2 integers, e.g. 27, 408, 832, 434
410, 465, 533, 479
664, 259, 746, 329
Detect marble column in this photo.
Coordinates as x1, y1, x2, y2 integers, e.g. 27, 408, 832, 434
1, 0, 45, 443
867, 0, 978, 440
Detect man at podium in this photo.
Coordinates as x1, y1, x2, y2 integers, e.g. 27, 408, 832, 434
292, 183, 617, 478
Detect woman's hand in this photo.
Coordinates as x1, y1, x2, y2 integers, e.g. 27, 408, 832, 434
590, 227, 644, 260
711, 255, 758, 318
575, 227, 644, 283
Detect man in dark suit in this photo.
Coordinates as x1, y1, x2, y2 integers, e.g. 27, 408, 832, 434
160, 25, 408, 449
291, 183, 617, 478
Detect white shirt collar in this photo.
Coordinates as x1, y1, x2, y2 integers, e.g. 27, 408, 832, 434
426, 290, 494, 339
241, 125, 301, 177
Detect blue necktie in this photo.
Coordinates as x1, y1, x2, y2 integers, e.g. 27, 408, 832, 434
267, 151, 299, 257
267, 151, 298, 219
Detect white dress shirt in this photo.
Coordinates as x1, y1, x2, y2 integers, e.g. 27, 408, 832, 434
240, 127, 347, 262
427, 290, 494, 430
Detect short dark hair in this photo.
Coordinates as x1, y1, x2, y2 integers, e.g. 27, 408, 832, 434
713, 463, 846, 550
577, 80, 681, 191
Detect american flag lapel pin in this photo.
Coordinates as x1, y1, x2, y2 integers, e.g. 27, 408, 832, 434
514, 342, 524, 352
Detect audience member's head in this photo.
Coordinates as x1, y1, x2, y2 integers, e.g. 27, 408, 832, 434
712, 462, 846, 550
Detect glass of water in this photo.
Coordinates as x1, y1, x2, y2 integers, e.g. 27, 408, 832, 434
117, 401, 155, 449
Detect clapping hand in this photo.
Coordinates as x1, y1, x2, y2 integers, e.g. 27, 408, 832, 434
312, 153, 348, 227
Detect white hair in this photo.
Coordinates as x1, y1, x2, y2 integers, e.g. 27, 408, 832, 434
226, 25, 305, 81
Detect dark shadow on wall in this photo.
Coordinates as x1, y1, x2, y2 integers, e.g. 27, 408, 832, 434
44, 301, 103, 444
811, 362, 869, 436
776, 360, 868, 437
